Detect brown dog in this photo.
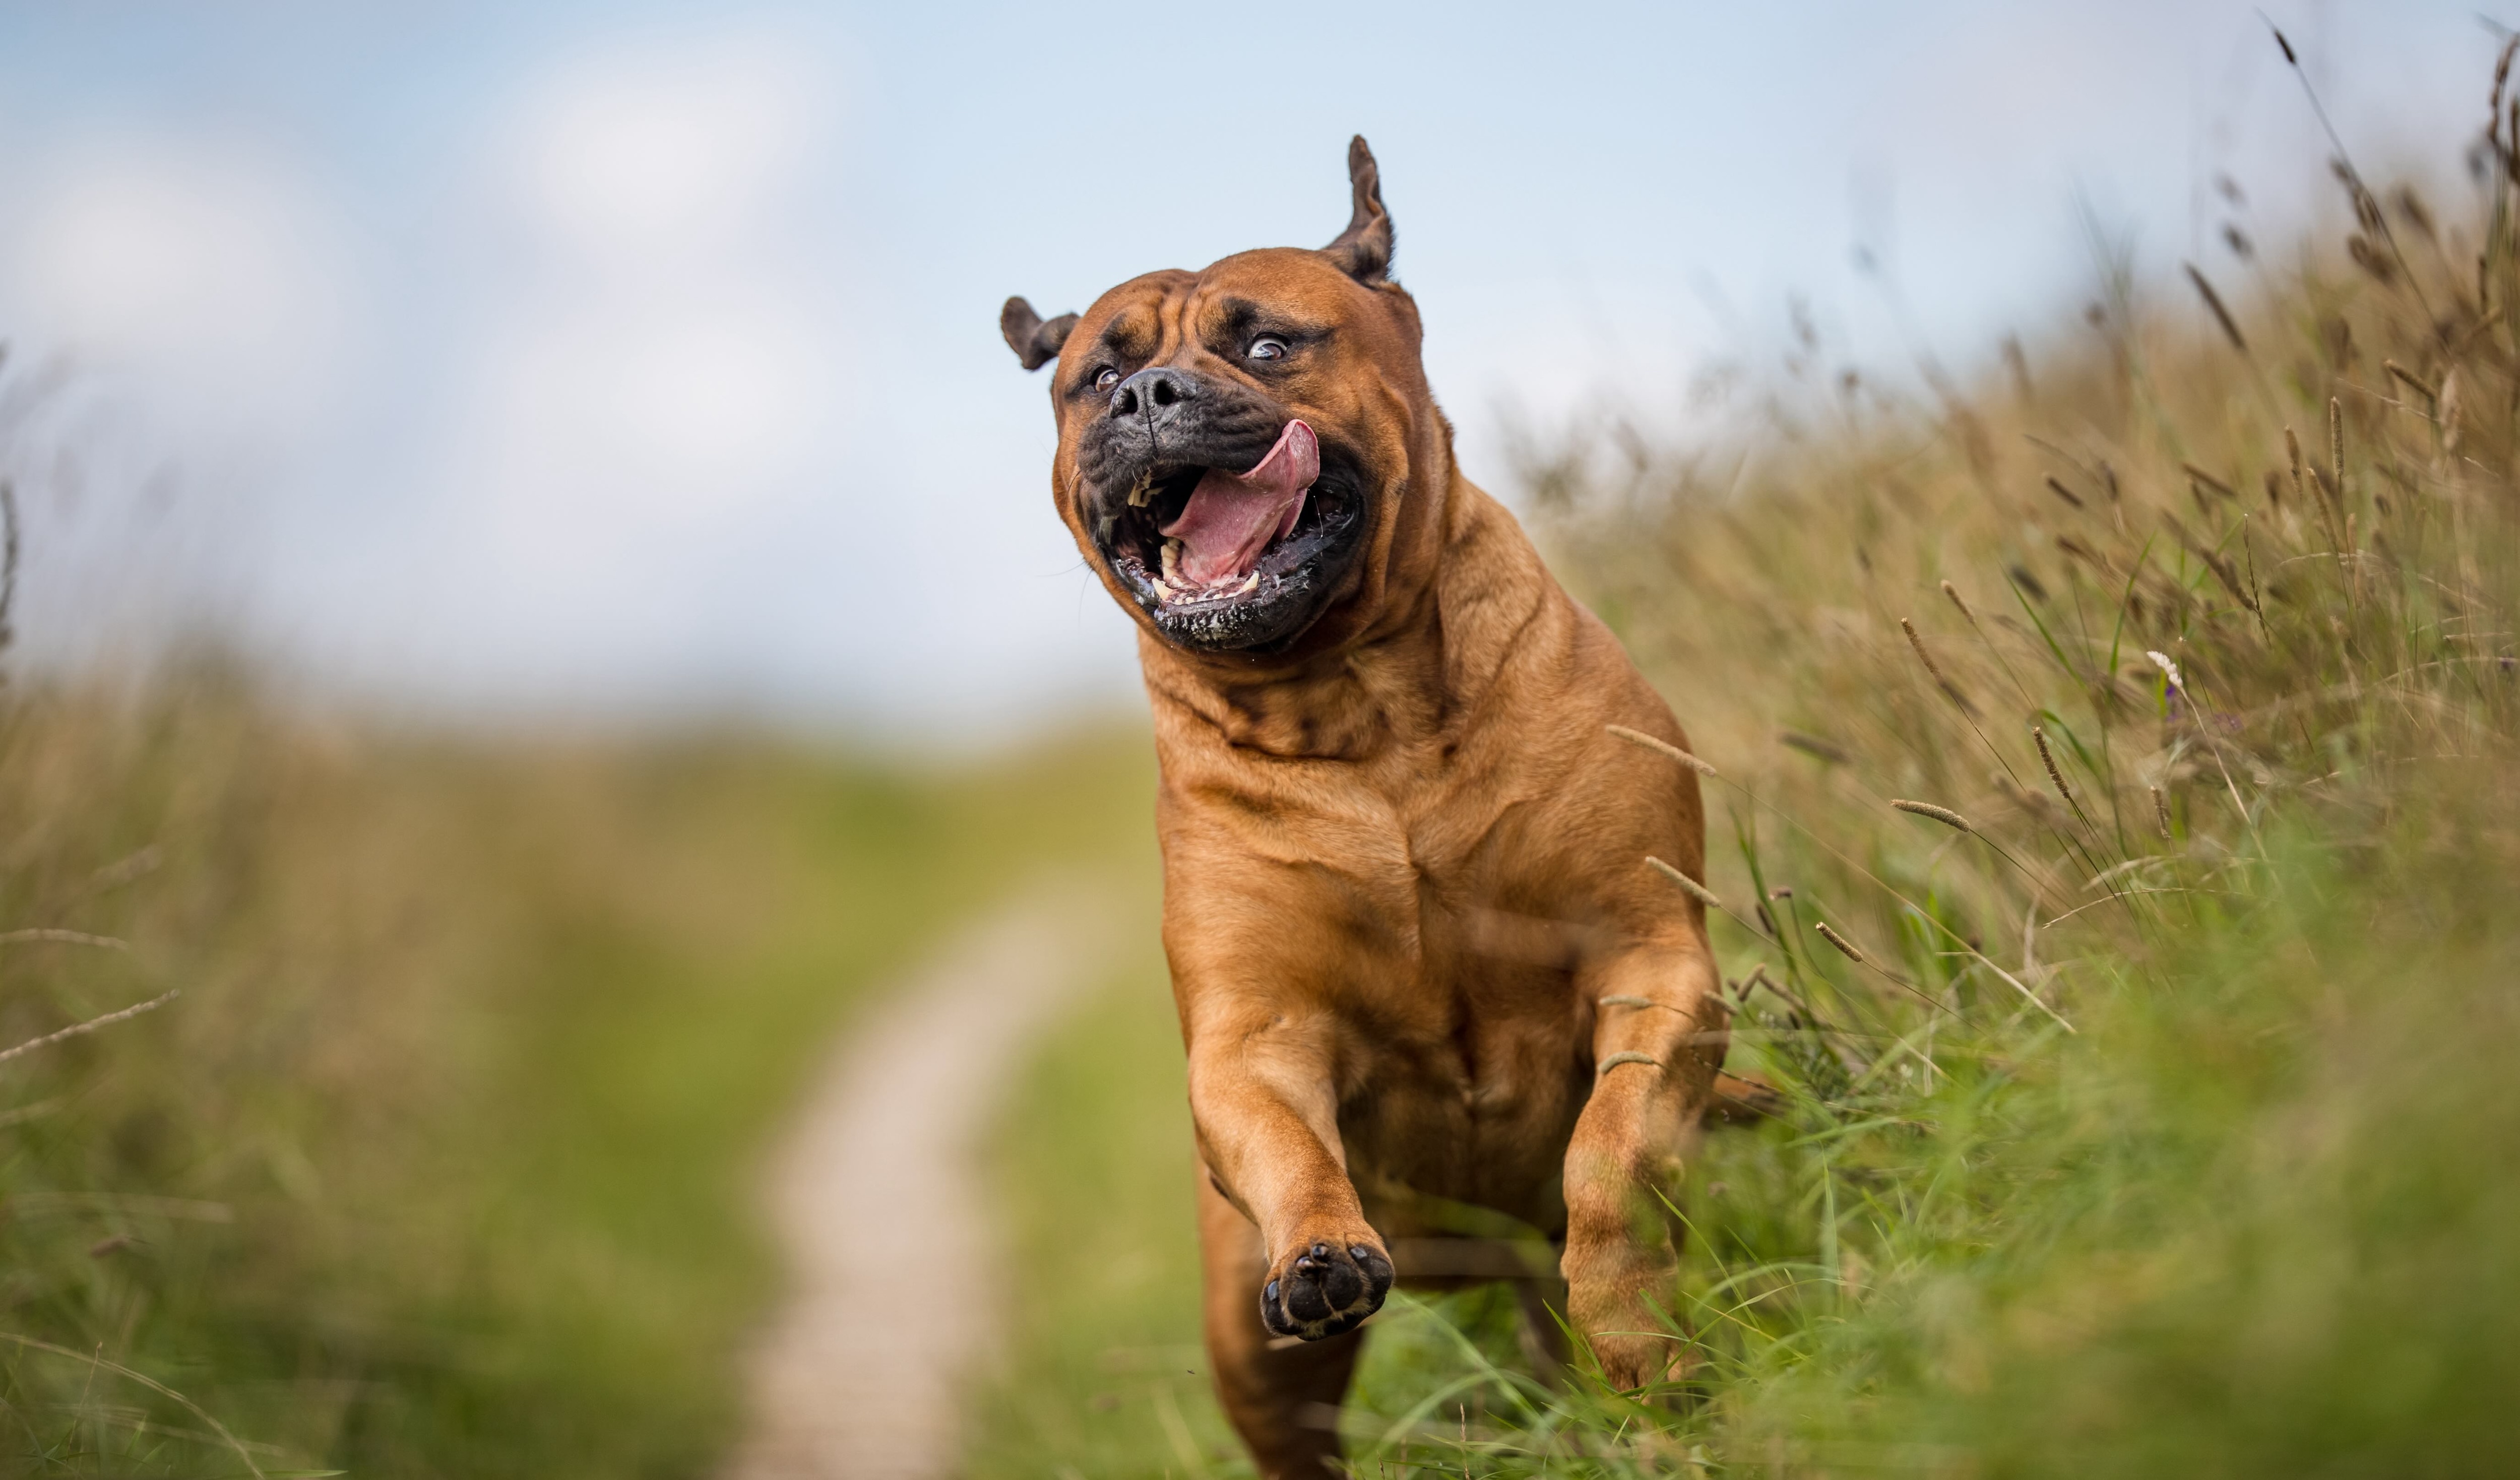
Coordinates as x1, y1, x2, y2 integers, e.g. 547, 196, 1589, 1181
1002, 138, 1724, 1478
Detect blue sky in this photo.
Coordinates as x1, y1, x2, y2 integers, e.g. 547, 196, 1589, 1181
0, 1, 2497, 734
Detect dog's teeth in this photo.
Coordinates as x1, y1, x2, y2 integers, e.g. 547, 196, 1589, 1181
1235, 571, 1260, 596
1160, 539, 1183, 584
1128, 478, 1153, 508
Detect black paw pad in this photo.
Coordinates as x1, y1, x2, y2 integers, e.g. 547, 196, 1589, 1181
1259, 1239, 1394, 1339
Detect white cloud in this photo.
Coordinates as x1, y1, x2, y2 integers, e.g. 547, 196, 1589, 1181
474, 287, 833, 514
512, 31, 829, 269
8, 137, 363, 438
0, 134, 370, 679
426, 25, 851, 659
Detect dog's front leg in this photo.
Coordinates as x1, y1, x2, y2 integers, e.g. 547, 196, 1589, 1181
1562, 939, 1725, 1389
1187, 1002, 1394, 1340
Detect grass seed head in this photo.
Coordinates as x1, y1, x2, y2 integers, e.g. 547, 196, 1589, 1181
1607, 724, 1719, 777
1892, 799, 1975, 832
1646, 855, 1724, 913
2329, 396, 2346, 495
2033, 725, 2090, 825
2181, 462, 2237, 500
2395, 184, 2435, 238
1901, 617, 1976, 714
1997, 770, 2062, 822
1781, 730, 1851, 765
1814, 921, 1865, 963
2348, 233, 2398, 284
2185, 262, 2249, 353
2384, 359, 2439, 403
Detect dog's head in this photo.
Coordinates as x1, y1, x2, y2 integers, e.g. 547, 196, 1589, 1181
1002, 138, 1447, 660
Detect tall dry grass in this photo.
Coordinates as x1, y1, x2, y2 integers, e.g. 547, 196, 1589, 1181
1329, 33, 2520, 1476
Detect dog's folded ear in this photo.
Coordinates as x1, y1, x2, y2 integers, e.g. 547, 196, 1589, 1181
1001, 296, 1078, 371
1323, 135, 1394, 283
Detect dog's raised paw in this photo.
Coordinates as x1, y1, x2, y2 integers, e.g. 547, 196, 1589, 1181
1259, 1239, 1393, 1339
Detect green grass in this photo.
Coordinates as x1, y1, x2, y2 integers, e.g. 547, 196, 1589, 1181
0, 676, 1155, 1477
975, 46, 2520, 1478
964, 916, 1250, 1480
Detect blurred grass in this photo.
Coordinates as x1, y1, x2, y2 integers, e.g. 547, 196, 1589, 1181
964, 913, 1247, 1480
0, 671, 1152, 1477
977, 39, 2520, 1478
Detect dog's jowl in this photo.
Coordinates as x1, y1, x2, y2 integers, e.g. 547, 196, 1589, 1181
1002, 138, 1726, 1479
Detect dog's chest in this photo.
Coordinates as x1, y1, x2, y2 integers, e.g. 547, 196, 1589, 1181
1164, 729, 1615, 1211
1339, 951, 1588, 1219
1322, 752, 1612, 1207
1333, 882, 1595, 1215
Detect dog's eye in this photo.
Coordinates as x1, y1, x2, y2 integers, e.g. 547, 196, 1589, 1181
1248, 336, 1289, 362
1094, 367, 1121, 391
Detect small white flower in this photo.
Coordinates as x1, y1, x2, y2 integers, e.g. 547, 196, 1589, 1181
2145, 650, 2183, 689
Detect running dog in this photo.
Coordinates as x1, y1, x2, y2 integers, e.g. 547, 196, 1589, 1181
1002, 138, 1726, 1478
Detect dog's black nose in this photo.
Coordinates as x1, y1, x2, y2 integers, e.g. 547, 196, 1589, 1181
1110, 366, 1198, 422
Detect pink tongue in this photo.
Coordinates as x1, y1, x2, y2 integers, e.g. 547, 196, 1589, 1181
1159, 419, 1318, 587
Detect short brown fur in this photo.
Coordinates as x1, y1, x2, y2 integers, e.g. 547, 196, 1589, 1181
1007, 139, 1721, 1478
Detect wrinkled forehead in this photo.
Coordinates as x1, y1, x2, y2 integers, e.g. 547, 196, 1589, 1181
1070, 270, 1191, 369
1072, 250, 1366, 365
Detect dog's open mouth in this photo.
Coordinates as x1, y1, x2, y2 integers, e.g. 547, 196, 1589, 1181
1098, 419, 1365, 651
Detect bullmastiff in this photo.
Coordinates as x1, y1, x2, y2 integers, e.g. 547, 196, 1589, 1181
1001, 138, 1726, 1477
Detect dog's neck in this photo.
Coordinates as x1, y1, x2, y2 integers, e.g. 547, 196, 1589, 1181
1138, 468, 1557, 764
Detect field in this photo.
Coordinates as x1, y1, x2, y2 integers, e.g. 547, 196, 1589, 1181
968, 48, 2520, 1480
10, 44, 2520, 1480
0, 679, 1154, 1477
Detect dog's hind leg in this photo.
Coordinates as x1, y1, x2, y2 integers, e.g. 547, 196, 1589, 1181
1198, 1170, 1364, 1480
1562, 938, 1725, 1391
1511, 1275, 1572, 1384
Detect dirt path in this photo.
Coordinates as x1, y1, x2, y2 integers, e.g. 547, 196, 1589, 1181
724, 895, 1106, 1480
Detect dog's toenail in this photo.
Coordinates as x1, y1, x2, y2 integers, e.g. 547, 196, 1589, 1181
1349, 1244, 1373, 1262
1265, 1279, 1279, 1303
1310, 1242, 1331, 1258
